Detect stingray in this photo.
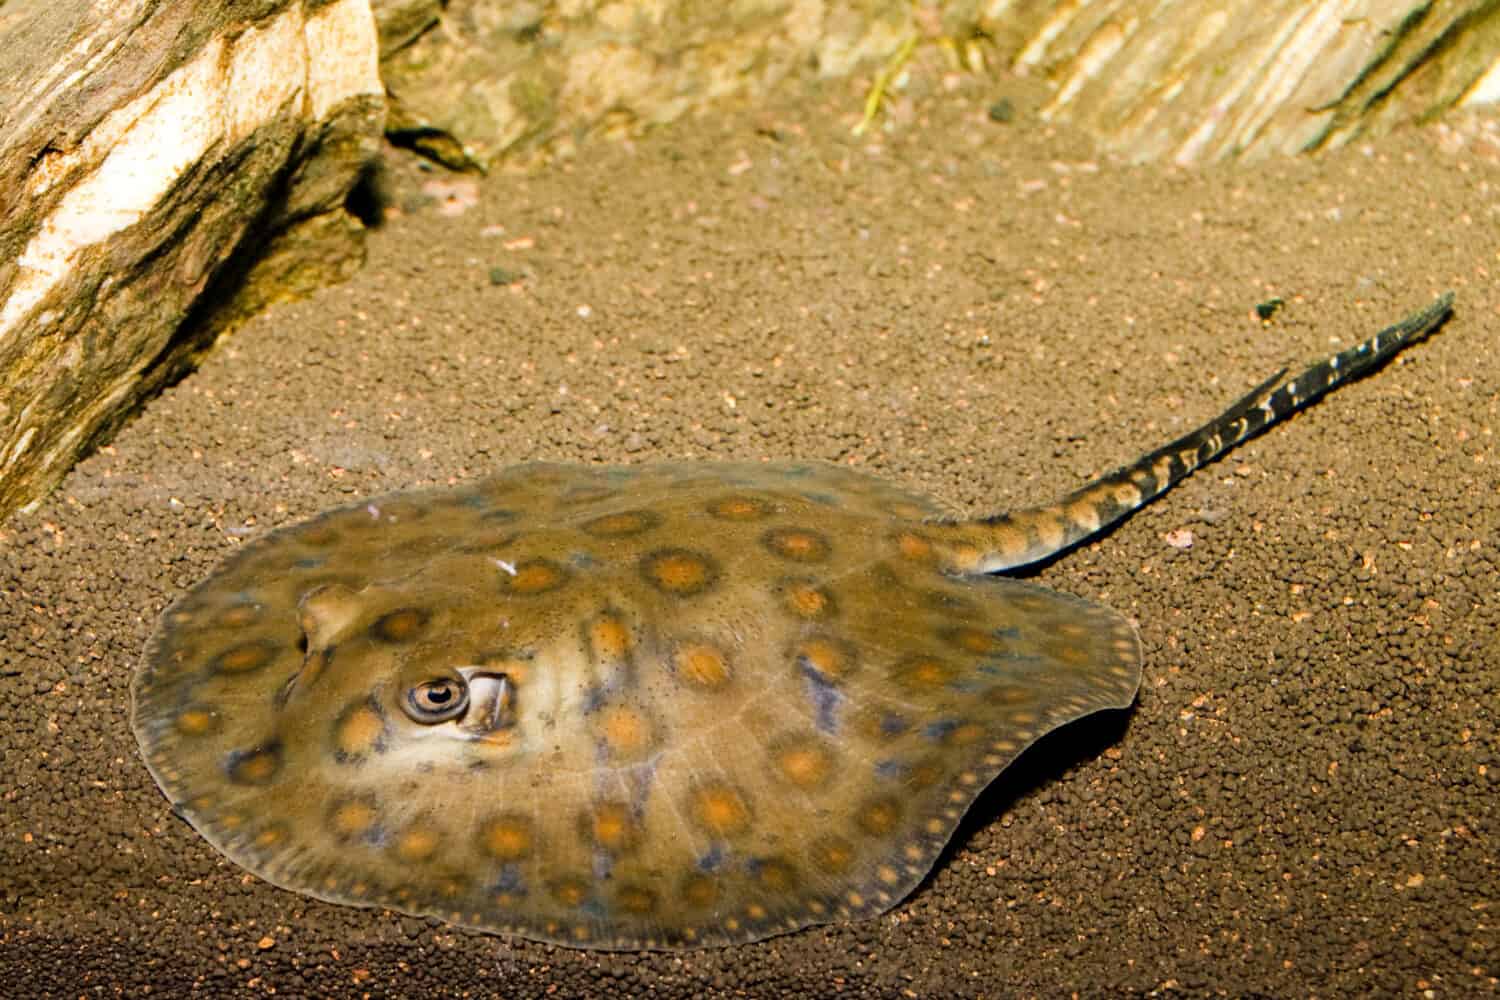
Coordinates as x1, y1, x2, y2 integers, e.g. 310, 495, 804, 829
132, 294, 1452, 949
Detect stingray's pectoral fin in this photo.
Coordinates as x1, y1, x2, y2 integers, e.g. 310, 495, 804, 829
929, 292, 1455, 575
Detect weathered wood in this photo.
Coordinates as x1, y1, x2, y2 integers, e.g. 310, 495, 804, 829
376, 1, 1500, 170
1008, 0, 1500, 163
0, 0, 385, 521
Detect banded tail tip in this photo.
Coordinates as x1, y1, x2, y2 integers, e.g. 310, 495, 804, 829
933, 291, 1456, 576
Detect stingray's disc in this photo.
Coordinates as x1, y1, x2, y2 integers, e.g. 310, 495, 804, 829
132, 461, 1140, 949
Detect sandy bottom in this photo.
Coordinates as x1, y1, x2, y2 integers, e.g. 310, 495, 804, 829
2, 68, 1496, 997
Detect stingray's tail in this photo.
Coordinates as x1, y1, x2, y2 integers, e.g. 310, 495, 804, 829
929, 292, 1455, 574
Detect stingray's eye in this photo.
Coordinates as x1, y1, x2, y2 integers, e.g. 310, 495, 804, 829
403, 678, 469, 724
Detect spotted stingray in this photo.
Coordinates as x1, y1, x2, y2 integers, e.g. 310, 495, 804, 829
132, 294, 1452, 950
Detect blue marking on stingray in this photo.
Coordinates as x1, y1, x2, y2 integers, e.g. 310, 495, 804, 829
923, 719, 961, 742
491, 864, 529, 896
879, 713, 910, 737
799, 661, 845, 734
696, 843, 728, 873
874, 759, 908, 780
581, 685, 609, 714
621, 757, 661, 811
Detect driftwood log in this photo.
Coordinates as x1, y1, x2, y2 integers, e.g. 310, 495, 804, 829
0, 0, 384, 521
